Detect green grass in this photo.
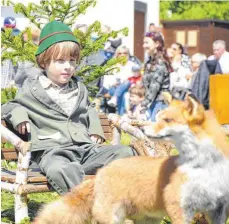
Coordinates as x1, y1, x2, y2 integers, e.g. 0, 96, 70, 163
2, 134, 229, 223
1, 191, 59, 223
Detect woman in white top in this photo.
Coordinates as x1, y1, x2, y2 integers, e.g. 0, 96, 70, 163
169, 42, 192, 91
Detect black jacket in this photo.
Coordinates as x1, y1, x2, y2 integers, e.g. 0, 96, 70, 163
191, 59, 222, 109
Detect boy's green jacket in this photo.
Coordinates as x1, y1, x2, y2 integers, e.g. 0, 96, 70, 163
1, 72, 105, 152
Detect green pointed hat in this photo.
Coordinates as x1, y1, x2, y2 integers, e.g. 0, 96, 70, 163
35, 20, 79, 56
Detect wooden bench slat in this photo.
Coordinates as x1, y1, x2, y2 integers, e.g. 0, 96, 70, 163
1, 148, 17, 152
1, 148, 18, 160
1, 167, 94, 185
1, 168, 48, 183
18, 175, 95, 194
99, 114, 108, 119
1, 175, 48, 183
100, 119, 110, 125
104, 133, 112, 140
102, 126, 112, 132
1, 152, 18, 160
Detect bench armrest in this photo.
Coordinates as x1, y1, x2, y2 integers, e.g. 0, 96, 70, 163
1, 124, 31, 155
1, 124, 31, 185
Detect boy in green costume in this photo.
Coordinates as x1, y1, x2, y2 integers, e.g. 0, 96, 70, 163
2, 21, 136, 194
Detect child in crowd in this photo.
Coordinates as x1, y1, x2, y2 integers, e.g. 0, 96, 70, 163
123, 85, 145, 120
1, 21, 136, 195
107, 64, 142, 109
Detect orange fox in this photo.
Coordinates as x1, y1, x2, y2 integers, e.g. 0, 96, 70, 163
33, 178, 95, 224
34, 93, 229, 224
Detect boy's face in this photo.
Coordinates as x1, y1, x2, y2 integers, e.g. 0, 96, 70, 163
130, 93, 143, 105
45, 58, 76, 86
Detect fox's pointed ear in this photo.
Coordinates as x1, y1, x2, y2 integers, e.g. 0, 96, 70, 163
184, 94, 205, 123
162, 92, 173, 105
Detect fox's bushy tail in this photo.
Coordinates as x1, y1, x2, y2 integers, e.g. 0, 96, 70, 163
33, 178, 95, 224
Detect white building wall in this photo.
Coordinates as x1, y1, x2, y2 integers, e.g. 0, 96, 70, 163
144, 0, 160, 28
75, 0, 135, 54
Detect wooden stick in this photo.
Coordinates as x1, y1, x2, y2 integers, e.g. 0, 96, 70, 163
0, 124, 31, 155
15, 194, 28, 224
108, 114, 156, 156
120, 117, 152, 127
1, 124, 32, 223
18, 184, 51, 195
111, 126, 121, 145
15, 150, 31, 223
129, 140, 152, 156
108, 114, 171, 157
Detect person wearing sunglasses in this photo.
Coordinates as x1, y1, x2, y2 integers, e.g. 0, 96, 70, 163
140, 31, 172, 121
170, 42, 191, 70
169, 43, 192, 97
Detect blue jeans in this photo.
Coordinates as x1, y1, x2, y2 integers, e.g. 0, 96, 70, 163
114, 81, 131, 115
147, 101, 167, 121
97, 86, 116, 96
113, 81, 131, 98
98, 82, 130, 115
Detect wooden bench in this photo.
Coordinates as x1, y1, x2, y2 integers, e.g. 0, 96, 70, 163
1, 114, 113, 223
1, 112, 173, 224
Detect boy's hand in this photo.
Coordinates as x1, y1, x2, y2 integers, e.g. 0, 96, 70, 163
16, 122, 30, 135
90, 134, 103, 144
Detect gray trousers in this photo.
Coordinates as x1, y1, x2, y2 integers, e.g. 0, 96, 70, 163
33, 144, 137, 194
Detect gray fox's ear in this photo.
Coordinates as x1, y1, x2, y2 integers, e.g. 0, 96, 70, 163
162, 92, 173, 105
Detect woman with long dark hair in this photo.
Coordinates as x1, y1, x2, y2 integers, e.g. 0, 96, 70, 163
171, 42, 190, 69
140, 31, 172, 121
169, 42, 191, 91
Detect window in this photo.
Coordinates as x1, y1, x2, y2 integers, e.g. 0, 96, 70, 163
187, 30, 198, 47
175, 31, 185, 46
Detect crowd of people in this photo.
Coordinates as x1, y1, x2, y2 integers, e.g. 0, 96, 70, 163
95, 24, 229, 121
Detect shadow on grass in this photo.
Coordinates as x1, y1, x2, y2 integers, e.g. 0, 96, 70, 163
1, 200, 44, 224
